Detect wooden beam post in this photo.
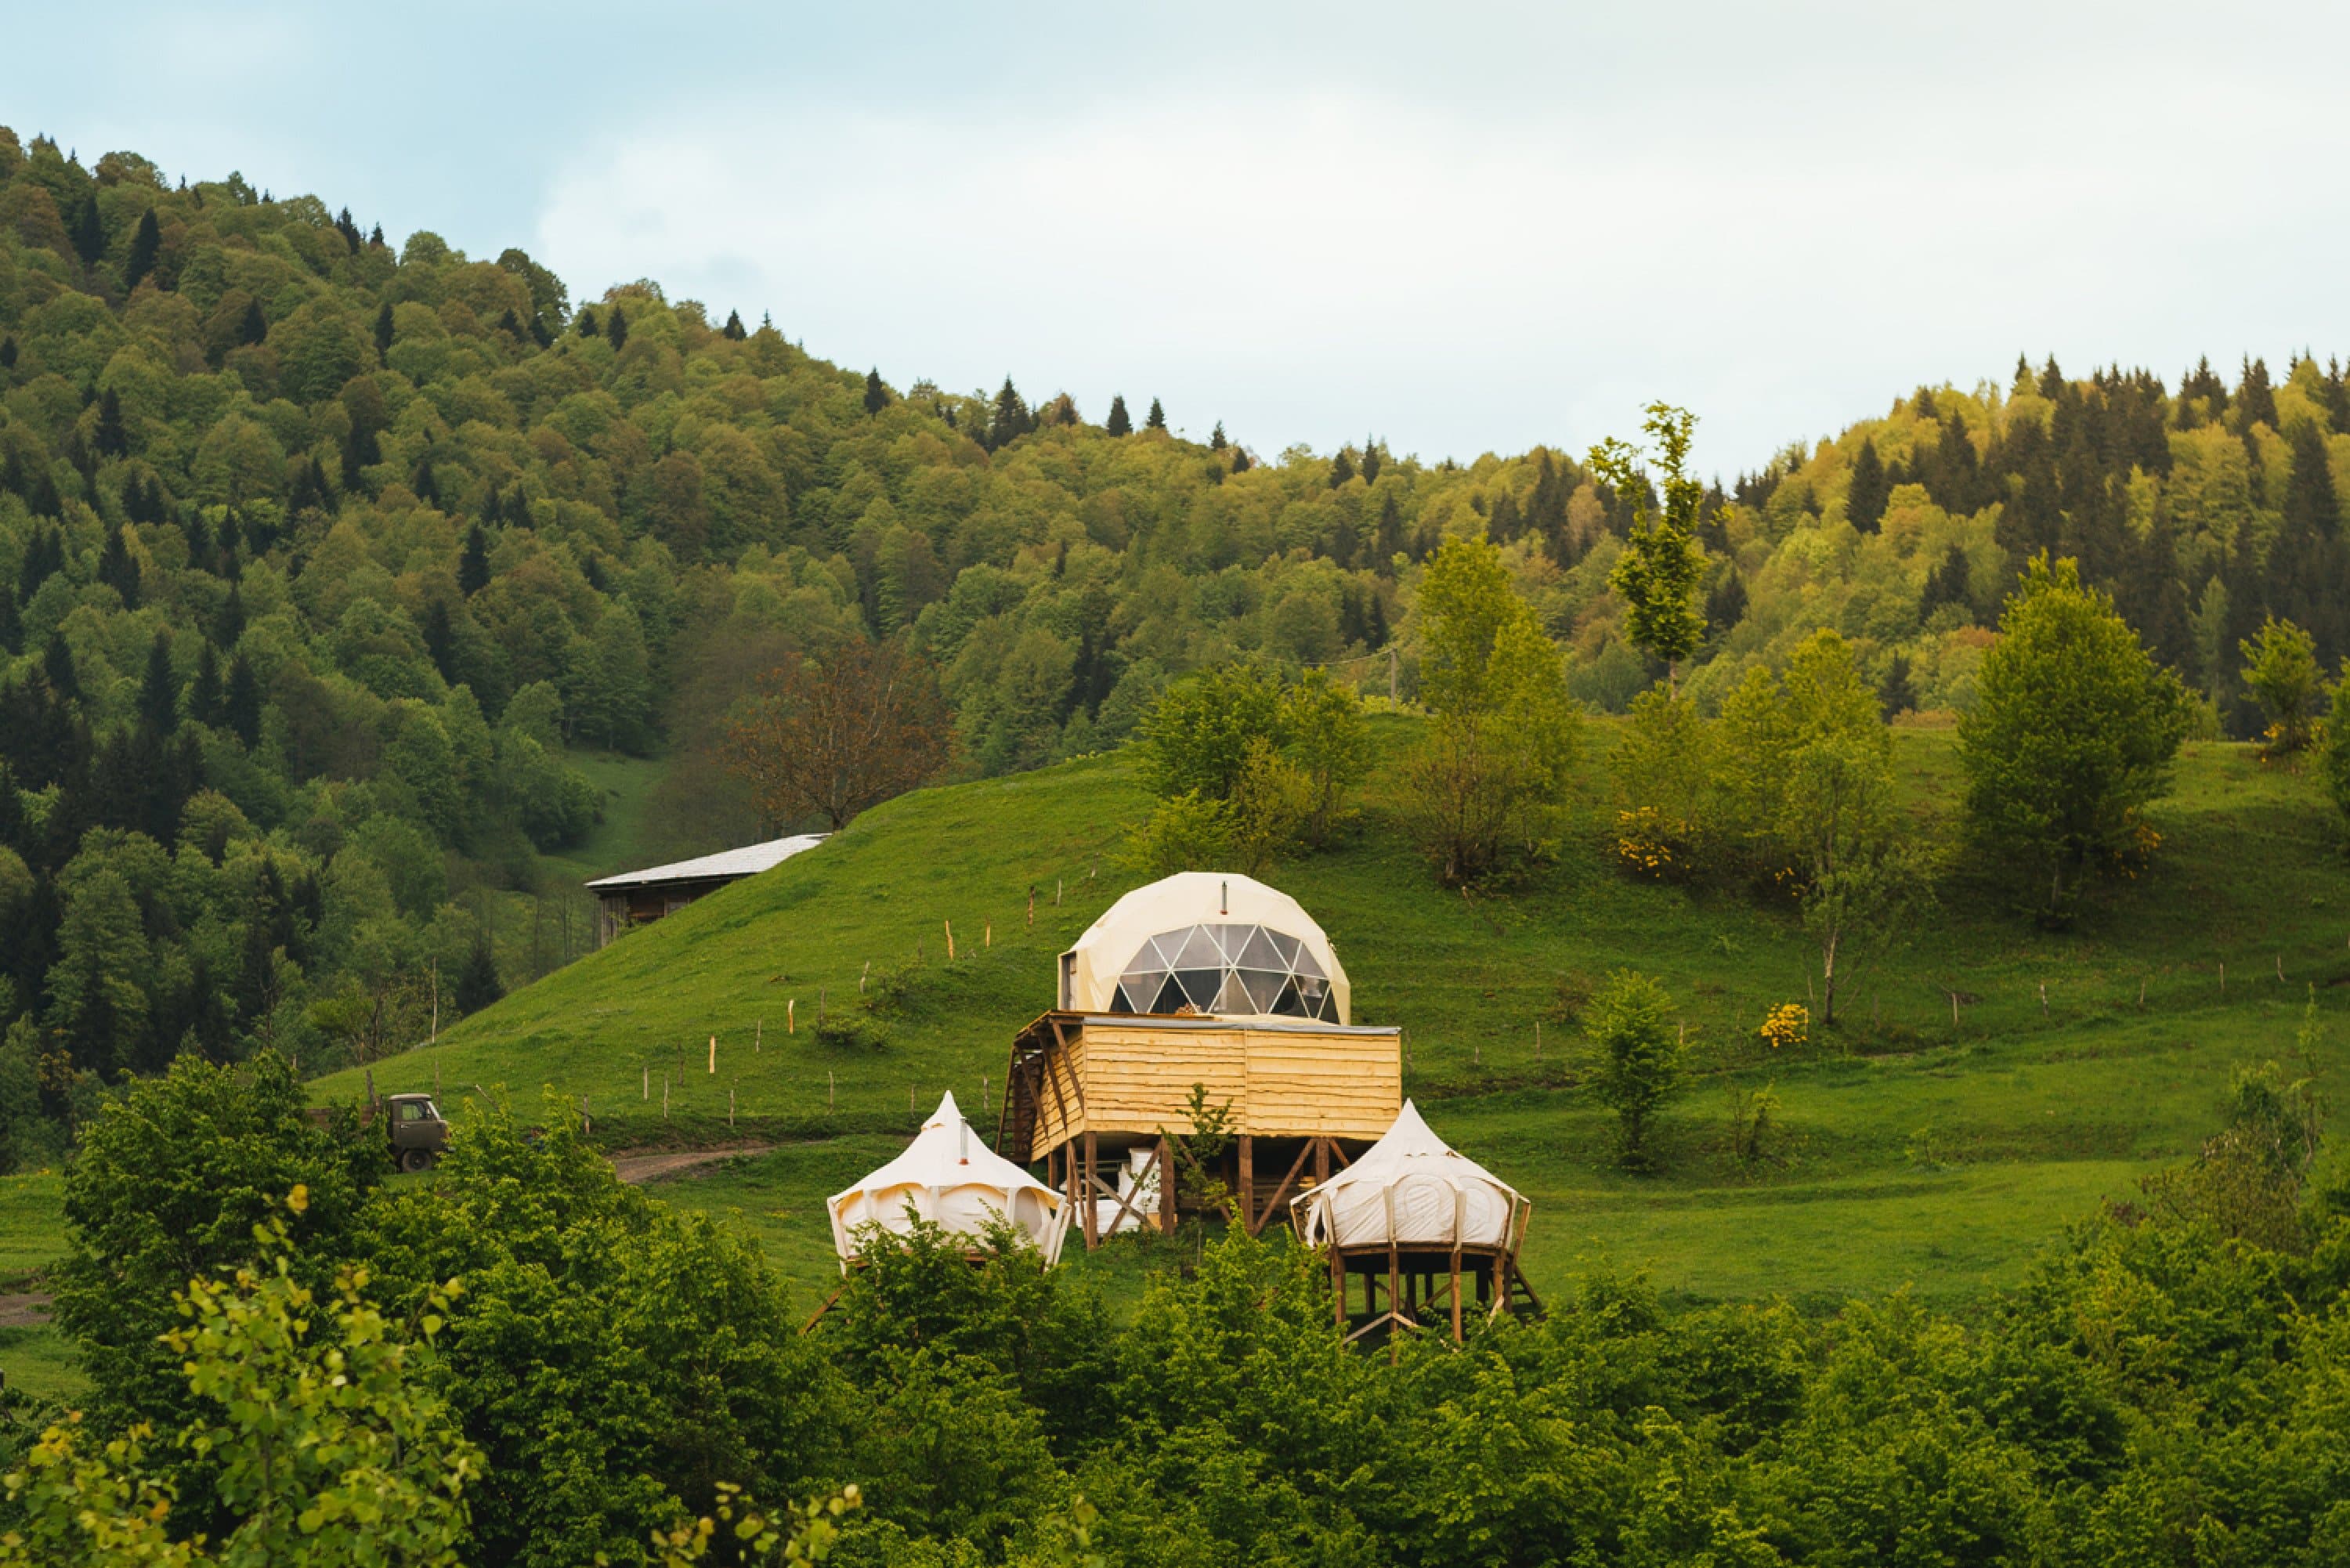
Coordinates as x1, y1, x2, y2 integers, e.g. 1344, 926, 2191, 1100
1082, 1132, 1099, 1250
1157, 1135, 1176, 1235
1450, 1249, 1464, 1342
1238, 1133, 1254, 1235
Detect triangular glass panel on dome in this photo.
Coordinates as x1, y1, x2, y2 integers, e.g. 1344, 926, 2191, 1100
1271, 977, 1306, 1016
1149, 974, 1188, 1013
1289, 944, 1325, 980
1110, 983, 1136, 1012
1296, 974, 1330, 1013
1144, 930, 1187, 968
1236, 926, 1283, 971
1172, 926, 1223, 970
1309, 986, 1336, 1021
1213, 972, 1254, 1014
1235, 969, 1285, 1013
1265, 930, 1300, 968
1173, 969, 1222, 1010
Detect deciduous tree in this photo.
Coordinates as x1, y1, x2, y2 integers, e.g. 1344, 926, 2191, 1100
725, 637, 953, 830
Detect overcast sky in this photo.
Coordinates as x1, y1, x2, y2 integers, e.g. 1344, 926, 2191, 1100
13, 2, 2347, 475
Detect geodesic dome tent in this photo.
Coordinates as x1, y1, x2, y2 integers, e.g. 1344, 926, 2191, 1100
1058, 872, 1351, 1024
1292, 1100, 1527, 1252
827, 1092, 1069, 1268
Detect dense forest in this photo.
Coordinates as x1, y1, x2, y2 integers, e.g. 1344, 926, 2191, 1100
2, 123, 2348, 1158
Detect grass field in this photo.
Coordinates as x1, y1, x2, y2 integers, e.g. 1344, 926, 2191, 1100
288, 716, 2350, 1310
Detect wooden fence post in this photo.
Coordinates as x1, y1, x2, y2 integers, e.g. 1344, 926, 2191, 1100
708, 1035, 717, 1074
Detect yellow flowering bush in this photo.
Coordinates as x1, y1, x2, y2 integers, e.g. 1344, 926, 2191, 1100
1760, 1002, 1809, 1051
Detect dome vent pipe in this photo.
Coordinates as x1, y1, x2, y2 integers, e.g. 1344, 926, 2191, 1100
1221, 880, 1228, 916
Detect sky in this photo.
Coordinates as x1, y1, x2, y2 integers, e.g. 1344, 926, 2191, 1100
11, 2, 2348, 475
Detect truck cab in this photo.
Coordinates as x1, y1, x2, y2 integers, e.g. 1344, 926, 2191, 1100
385, 1093, 449, 1172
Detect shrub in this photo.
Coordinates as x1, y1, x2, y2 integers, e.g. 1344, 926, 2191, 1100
1583, 970, 1684, 1169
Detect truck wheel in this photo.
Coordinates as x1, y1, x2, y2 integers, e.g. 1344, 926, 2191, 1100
400, 1148, 436, 1174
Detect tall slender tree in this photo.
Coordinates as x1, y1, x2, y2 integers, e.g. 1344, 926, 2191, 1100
1590, 403, 1711, 694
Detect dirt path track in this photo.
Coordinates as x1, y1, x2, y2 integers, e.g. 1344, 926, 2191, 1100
609, 1144, 773, 1184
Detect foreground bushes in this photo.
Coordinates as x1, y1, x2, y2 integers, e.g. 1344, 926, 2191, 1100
20, 1057, 2350, 1565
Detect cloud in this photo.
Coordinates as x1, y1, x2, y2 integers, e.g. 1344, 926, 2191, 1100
533, 12, 2350, 471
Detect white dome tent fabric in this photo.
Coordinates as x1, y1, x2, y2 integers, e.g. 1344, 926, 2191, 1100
827, 1092, 1069, 1268
1058, 871, 1352, 1024
1292, 1100, 1528, 1252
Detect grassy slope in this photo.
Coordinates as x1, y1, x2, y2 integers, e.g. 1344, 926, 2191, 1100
310, 715, 2348, 1310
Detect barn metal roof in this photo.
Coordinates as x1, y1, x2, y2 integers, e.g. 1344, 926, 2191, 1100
584, 833, 828, 891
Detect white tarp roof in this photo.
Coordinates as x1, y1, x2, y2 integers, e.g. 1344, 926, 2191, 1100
827, 1092, 1068, 1268
1292, 1100, 1526, 1252
1060, 871, 1351, 1024
584, 833, 827, 891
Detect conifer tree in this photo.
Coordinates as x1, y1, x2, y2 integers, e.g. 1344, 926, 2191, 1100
1145, 397, 1166, 431
237, 298, 267, 346
215, 583, 246, 647
577, 307, 599, 338
0, 335, 15, 369
1209, 421, 1226, 450
1104, 395, 1132, 437
1231, 445, 1251, 474
1374, 492, 1405, 570
1329, 447, 1355, 487
410, 458, 441, 509
0, 583, 17, 656
188, 641, 222, 727
42, 633, 77, 700
123, 208, 160, 290
2037, 356, 2065, 399
989, 378, 1032, 450
606, 305, 629, 352
371, 300, 394, 360
2239, 356, 2277, 431
137, 631, 175, 735
1920, 542, 1975, 622
422, 598, 456, 682
722, 309, 747, 340
1846, 436, 1890, 532
223, 652, 261, 746
1360, 435, 1383, 486
70, 195, 103, 265
458, 523, 490, 597
1878, 652, 1917, 718
95, 388, 128, 458
863, 368, 888, 415
98, 526, 139, 608
1705, 569, 1748, 634
2285, 418, 2341, 540
454, 928, 504, 1014
368, 222, 385, 247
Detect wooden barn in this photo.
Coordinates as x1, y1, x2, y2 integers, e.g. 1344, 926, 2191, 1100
996, 873, 1403, 1248
584, 833, 826, 946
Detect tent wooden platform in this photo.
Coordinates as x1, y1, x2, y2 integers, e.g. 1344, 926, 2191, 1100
994, 1010, 1403, 1249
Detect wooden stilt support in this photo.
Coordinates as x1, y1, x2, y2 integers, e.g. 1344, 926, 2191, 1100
1082, 1132, 1099, 1250
1387, 1231, 1402, 1364
1238, 1133, 1255, 1234
1450, 1248, 1464, 1342
1156, 1135, 1176, 1235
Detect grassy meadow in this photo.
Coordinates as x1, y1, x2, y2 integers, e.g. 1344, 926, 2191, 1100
295, 713, 2350, 1314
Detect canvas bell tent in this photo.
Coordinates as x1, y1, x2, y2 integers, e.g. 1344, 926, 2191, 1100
1292, 1100, 1537, 1345
829, 1091, 1070, 1268
997, 871, 1401, 1250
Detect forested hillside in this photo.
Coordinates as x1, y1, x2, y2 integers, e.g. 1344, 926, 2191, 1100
2, 123, 2348, 1160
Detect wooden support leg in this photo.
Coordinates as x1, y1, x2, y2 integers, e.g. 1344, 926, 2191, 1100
1331, 1246, 1345, 1328
1450, 1251, 1463, 1342
1314, 1136, 1330, 1187
1491, 1254, 1507, 1317
1157, 1135, 1176, 1235
1082, 1132, 1099, 1250
1239, 1133, 1255, 1234
1387, 1235, 1402, 1364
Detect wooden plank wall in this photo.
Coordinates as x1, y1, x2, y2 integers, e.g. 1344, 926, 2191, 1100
1026, 1021, 1399, 1156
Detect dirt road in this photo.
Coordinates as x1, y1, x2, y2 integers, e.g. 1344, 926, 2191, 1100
609, 1144, 772, 1184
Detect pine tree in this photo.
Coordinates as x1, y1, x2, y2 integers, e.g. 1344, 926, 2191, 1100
1104, 395, 1132, 437
2286, 417, 2341, 539
577, 307, 598, 338
1145, 397, 1166, 431
1374, 492, 1404, 570
138, 631, 175, 735
459, 523, 490, 596
43, 633, 78, 700
94, 388, 128, 457
722, 309, 747, 341
0, 335, 16, 370
606, 305, 629, 352
1705, 568, 1748, 634
334, 207, 360, 251
0, 583, 17, 656
1919, 542, 1974, 622
1329, 447, 1355, 487
368, 222, 385, 247
2037, 356, 2065, 399
237, 298, 267, 346
1209, 421, 1226, 451
223, 652, 261, 746
1230, 446, 1251, 474
454, 928, 504, 1014
422, 598, 456, 681
1846, 436, 1890, 532
863, 368, 888, 415
1878, 652, 1917, 718
188, 641, 222, 727
98, 526, 139, 608
1360, 436, 1382, 486
123, 208, 160, 290
214, 583, 246, 647
411, 458, 441, 508
2238, 356, 2277, 431
372, 300, 394, 360
989, 378, 1032, 450
70, 195, 103, 265
2326, 357, 2350, 433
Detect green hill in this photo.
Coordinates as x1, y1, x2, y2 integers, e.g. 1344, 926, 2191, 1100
316, 714, 2350, 1309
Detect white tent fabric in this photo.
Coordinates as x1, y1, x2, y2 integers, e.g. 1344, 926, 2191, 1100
828, 1093, 1069, 1267
1292, 1100, 1526, 1251
1059, 871, 1352, 1024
